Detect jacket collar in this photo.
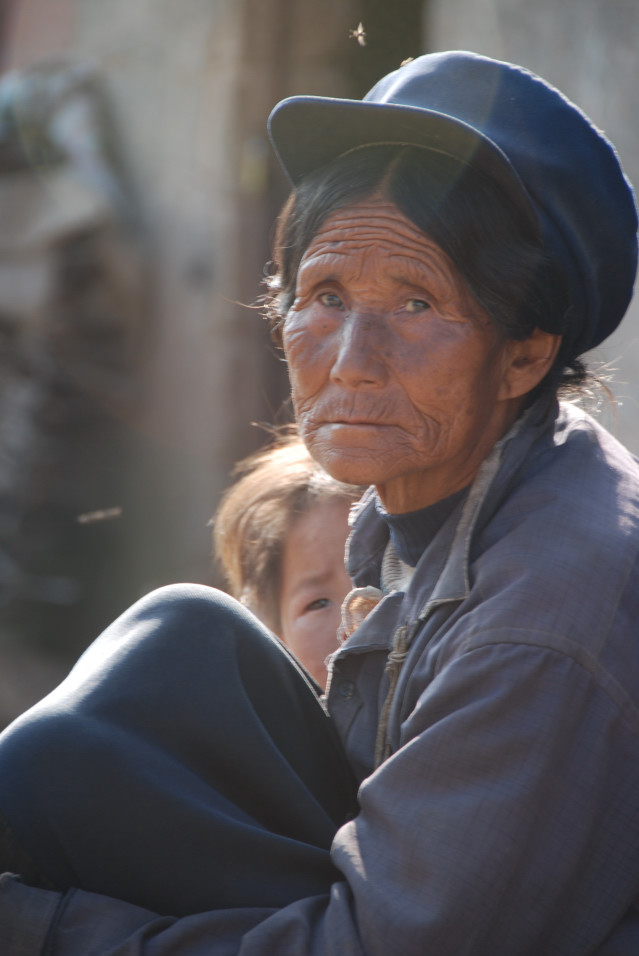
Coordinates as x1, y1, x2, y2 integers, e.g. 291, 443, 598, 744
346, 396, 560, 615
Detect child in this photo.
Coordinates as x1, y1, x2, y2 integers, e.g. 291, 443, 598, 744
213, 428, 362, 689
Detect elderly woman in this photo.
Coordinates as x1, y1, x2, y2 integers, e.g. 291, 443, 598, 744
1, 51, 639, 955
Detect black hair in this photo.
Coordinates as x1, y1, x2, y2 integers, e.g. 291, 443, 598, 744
266, 144, 584, 396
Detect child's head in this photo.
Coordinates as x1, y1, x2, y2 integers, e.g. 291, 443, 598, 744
212, 428, 362, 688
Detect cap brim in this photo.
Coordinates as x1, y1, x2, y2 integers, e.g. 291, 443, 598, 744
268, 95, 535, 219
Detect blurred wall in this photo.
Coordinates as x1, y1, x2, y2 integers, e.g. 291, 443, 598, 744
425, 0, 639, 451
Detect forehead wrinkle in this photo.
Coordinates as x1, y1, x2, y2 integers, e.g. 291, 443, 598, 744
299, 240, 386, 289
387, 251, 459, 289
303, 232, 443, 269
315, 219, 434, 251
304, 229, 444, 281
297, 250, 365, 286
317, 201, 437, 245
301, 241, 457, 294
303, 236, 390, 258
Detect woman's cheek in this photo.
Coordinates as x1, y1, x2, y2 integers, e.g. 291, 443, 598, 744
282, 311, 314, 361
285, 318, 335, 395
285, 302, 342, 342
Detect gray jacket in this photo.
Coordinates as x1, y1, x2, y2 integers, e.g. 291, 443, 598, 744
4, 399, 639, 955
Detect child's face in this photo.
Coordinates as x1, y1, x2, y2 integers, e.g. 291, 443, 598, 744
279, 498, 353, 690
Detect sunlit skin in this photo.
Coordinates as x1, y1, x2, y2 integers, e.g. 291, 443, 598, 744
279, 498, 353, 690
283, 195, 560, 513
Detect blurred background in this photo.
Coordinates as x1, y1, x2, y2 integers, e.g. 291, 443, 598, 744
0, 0, 637, 726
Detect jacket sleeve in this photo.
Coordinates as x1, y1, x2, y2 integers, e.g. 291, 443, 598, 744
5, 642, 639, 955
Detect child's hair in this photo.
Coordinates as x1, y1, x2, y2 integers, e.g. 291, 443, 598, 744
212, 427, 362, 634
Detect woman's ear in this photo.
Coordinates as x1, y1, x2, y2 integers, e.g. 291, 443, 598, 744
499, 329, 562, 400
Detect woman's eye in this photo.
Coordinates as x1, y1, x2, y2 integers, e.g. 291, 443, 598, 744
304, 597, 331, 613
405, 297, 431, 313
318, 292, 343, 309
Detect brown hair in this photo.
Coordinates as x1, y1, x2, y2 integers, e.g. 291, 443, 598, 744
212, 427, 362, 634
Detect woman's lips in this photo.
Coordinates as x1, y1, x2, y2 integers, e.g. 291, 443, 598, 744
321, 418, 392, 432
309, 397, 400, 430
329, 418, 381, 425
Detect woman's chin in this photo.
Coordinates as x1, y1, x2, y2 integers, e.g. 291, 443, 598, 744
308, 440, 407, 488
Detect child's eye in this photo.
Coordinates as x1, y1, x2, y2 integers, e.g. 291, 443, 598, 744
304, 597, 331, 613
319, 292, 343, 309
405, 298, 431, 313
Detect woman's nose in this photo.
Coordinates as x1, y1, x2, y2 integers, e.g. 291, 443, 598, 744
329, 313, 389, 388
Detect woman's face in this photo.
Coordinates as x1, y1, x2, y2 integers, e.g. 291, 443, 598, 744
283, 197, 526, 513
279, 498, 353, 690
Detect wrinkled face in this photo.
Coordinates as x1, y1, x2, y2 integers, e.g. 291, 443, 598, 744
283, 197, 524, 513
279, 498, 353, 690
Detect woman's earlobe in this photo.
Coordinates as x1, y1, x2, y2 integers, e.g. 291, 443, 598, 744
501, 330, 562, 399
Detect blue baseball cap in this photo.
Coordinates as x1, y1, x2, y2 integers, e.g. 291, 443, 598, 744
268, 50, 638, 356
